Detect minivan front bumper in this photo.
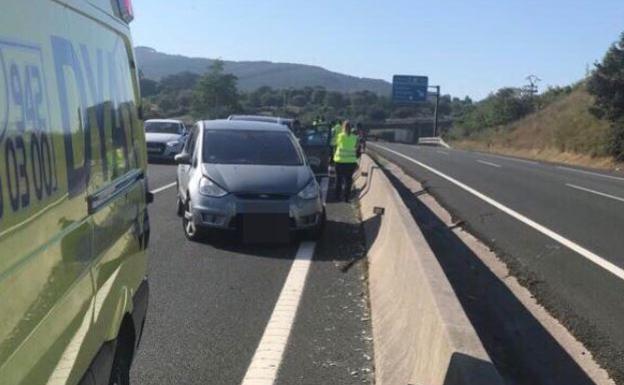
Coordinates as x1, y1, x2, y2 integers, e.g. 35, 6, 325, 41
190, 193, 323, 231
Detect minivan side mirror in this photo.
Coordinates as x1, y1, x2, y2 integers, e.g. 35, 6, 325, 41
175, 153, 191, 165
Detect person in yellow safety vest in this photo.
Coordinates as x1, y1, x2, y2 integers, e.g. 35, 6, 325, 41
328, 120, 342, 168
333, 120, 360, 202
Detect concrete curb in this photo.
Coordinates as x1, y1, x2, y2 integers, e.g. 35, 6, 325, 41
356, 154, 503, 385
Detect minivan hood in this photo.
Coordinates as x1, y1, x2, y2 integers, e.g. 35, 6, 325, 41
145, 132, 181, 143
202, 164, 313, 195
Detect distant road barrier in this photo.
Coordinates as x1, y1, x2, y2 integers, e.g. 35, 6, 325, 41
418, 136, 451, 148
356, 154, 503, 385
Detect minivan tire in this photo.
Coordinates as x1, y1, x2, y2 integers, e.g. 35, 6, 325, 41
305, 210, 326, 240
182, 199, 205, 242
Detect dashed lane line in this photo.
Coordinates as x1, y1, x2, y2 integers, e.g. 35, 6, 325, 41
477, 159, 502, 168
151, 182, 176, 194
557, 166, 624, 182
566, 183, 624, 204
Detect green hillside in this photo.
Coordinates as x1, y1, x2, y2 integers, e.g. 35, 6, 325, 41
135, 47, 392, 94
452, 86, 620, 169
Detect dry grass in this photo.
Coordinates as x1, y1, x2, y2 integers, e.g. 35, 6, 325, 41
452, 87, 624, 171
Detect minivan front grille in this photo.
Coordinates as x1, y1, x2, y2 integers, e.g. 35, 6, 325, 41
235, 193, 290, 201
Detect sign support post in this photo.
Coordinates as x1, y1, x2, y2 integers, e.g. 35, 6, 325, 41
431, 85, 440, 137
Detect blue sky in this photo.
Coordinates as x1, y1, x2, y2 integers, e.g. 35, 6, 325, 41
131, 0, 623, 100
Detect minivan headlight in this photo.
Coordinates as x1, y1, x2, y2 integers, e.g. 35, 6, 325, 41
167, 140, 181, 148
199, 177, 228, 197
298, 179, 319, 200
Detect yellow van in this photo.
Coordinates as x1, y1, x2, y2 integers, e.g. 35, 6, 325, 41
0, 1, 150, 384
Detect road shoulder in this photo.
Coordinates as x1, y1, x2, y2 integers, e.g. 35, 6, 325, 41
275, 199, 374, 385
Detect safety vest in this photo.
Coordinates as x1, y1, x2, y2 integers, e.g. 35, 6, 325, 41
333, 133, 358, 163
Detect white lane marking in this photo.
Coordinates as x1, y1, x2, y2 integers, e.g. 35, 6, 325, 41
437, 150, 450, 155
566, 183, 624, 203
477, 159, 502, 168
241, 241, 316, 385
371, 143, 624, 281
151, 182, 176, 194
557, 166, 624, 182
483, 153, 539, 166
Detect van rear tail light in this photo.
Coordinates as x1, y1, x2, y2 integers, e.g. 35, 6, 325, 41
117, 0, 134, 23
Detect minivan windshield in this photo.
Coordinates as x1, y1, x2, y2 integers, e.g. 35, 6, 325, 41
202, 129, 303, 166
145, 122, 182, 134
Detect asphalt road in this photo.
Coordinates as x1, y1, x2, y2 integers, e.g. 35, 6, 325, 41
369, 142, 624, 382
130, 163, 373, 385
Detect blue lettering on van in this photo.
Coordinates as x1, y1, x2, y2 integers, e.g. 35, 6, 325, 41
9, 64, 25, 134
51, 36, 90, 198
0, 39, 57, 220
0, 35, 137, 221
5, 137, 19, 211
52, 36, 135, 198
80, 45, 109, 180
0, 49, 8, 143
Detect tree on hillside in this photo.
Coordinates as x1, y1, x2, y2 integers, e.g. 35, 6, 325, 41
139, 70, 159, 97
192, 60, 240, 118
324, 91, 346, 110
587, 32, 624, 160
160, 71, 200, 92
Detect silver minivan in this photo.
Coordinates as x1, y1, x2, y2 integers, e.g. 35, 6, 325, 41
175, 120, 325, 242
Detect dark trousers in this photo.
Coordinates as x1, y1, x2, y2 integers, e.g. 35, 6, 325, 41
335, 163, 358, 201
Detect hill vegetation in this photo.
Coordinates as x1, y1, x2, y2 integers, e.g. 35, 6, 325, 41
135, 47, 392, 94
448, 32, 624, 169
140, 60, 470, 125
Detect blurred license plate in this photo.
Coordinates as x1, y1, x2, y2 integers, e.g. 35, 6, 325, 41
242, 214, 290, 243
147, 147, 160, 153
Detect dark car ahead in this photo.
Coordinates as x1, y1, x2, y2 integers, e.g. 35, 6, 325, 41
175, 120, 325, 243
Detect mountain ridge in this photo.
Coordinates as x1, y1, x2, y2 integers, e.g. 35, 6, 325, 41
135, 46, 392, 94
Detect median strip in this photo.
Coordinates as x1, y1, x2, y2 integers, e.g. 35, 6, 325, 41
356, 153, 503, 385
371, 143, 624, 282
241, 241, 315, 385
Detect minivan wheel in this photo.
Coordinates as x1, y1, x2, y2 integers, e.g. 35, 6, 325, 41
182, 199, 203, 241
305, 211, 326, 240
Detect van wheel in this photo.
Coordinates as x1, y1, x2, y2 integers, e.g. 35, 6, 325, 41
182, 199, 203, 241
108, 343, 130, 385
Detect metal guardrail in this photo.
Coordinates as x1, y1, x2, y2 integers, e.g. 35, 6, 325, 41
418, 137, 451, 148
